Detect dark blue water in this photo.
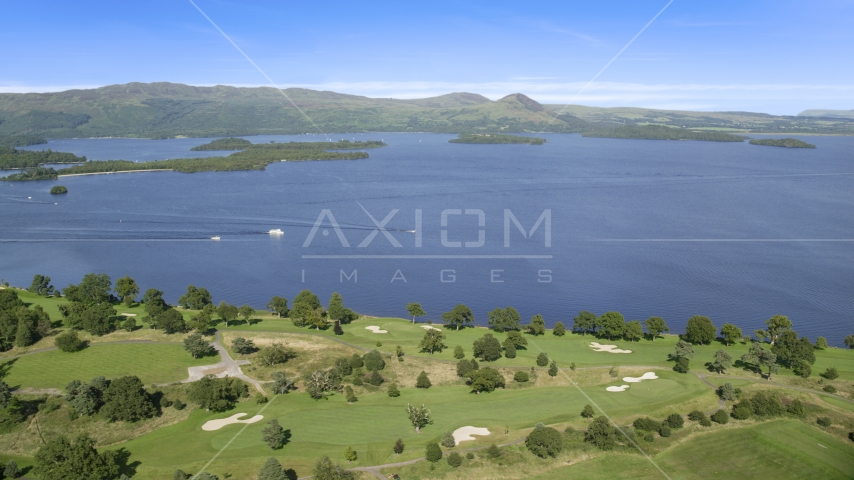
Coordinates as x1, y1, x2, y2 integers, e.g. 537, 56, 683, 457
2, 133, 852, 344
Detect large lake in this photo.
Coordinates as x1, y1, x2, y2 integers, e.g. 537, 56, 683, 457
3, 133, 853, 344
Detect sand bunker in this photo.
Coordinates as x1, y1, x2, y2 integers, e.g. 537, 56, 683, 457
623, 372, 658, 383
202, 413, 264, 431
120, 313, 137, 317
365, 326, 388, 333
606, 385, 630, 392
452, 426, 490, 444
589, 342, 632, 354
420, 325, 442, 331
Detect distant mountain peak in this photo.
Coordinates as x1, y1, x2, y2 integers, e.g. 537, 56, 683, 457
498, 93, 544, 112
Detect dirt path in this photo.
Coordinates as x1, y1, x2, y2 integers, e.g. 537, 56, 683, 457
174, 331, 266, 393
695, 373, 726, 413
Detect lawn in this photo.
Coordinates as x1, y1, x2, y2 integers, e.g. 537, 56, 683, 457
1, 343, 217, 389
535, 420, 854, 479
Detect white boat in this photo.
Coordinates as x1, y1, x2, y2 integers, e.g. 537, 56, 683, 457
268, 229, 284, 235
210, 236, 221, 241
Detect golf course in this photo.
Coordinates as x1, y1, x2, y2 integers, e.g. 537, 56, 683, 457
1, 284, 852, 479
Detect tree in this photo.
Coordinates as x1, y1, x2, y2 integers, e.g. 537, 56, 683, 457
416, 371, 432, 389
581, 404, 595, 420
643, 316, 669, 340
419, 329, 446, 354
673, 339, 695, 360
794, 360, 812, 378
504, 331, 528, 350
742, 343, 778, 379
363, 350, 385, 371
187, 376, 248, 411
178, 285, 212, 310
685, 315, 716, 344
624, 320, 643, 342
467, 367, 505, 393
33, 434, 121, 480
553, 321, 566, 336
312, 456, 354, 480
442, 304, 474, 331
257, 343, 296, 367
719, 323, 742, 346
333, 320, 343, 336
772, 330, 815, 369
548, 360, 558, 377
573, 311, 596, 335
65, 273, 112, 305
65, 378, 107, 416
55, 330, 85, 352
393, 438, 405, 455
216, 302, 239, 328
711, 349, 732, 374
453, 345, 465, 359
765, 314, 792, 345
527, 314, 546, 335
473, 333, 502, 361
406, 403, 432, 433
815, 337, 828, 350
711, 409, 729, 424
487, 306, 521, 331
504, 343, 516, 359
674, 356, 690, 373
238, 305, 255, 324
267, 296, 289, 317
822, 367, 839, 380
327, 292, 345, 321
344, 446, 357, 463
585, 417, 618, 450
441, 431, 456, 448
232, 337, 257, 354
596, 312, 625, 340
184, 333, 213, 358
387, 383, 400, 397
262, 419, 288, 449
366, 370, 384, 386
28, 274, 54, 296
665, 413, 684, 429
154, 308, 186, 334
100, 375, 156, 422
536, 352, 549, 367
257, 457, 288, 480
406, 302, 426, 324
447, 451, 462, 467
141, 288, 166, 324
114, 276, 140, 305
425, 443, 442, 463
271, 371, 295, 394
525, 426, 563, 458
304, 368, 341, 400
188, 309, 212, 333
514, 371, 529, 382
845, 335, 854, 349
456, 359, 478, 377
4, 459, 21, 479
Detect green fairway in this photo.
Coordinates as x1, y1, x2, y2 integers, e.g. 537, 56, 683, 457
535, 420, 854, 479
1, 343, 216, 389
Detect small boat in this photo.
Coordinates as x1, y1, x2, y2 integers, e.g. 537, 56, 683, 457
210, 236, 221, 241
268, 229, 284, 235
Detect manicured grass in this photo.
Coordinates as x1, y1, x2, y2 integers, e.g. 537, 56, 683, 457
1, 343, 216, 389
112, 371, 713, 479
535, 420, 854, 479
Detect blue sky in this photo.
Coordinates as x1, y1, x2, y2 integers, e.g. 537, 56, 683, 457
1, 0, 852, 114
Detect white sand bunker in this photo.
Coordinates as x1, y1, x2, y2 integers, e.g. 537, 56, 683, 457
202, 413, 264, 431
365, 326, 388, 333
452, 426, 490, 444
420, 325, 442, 331
606, 385, 630, 392
589, 342, 632, 354
623, 372, 658, 383
120, 313, 137, 317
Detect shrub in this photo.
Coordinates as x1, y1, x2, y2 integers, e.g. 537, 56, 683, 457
55, 330, 85, 352
750, 391, 785, 417
366, 370, 384, 386
387, 383, 400, 398
711, 409, 729, 424
718, 383, 736, 401
415, 371, 431, 389
514, 371, 529, 383
608, 366, 619, 378
447, 452, 462, 467
658, 425, 671, 437
231, 337, 256, 354
486, 444, 501, 458
823, 385, 837, 394
335, 357, 352, 376
441, 431, 455, 448
504, 343, 516, 359
821, 367, 839, 380
788, 399, 804, 416
161, 398, 173, 408
456, 359, 478, 377
643, 433, 655, 442
425, 443, 442, 463
364, 350, 385, 371
255, 393, 268, 404
564, 426, 575, 435
349, 354, 364, 369
731, 404, 751, 420
173, 399, 186, 410
817, 417, 832, 427
687, 410, 705, 422
665, 414, 684, 429
699, 416, 711, 427
633, 417, 661, 432
525, 426, 563, 458
570, 362, 576, 371
123, 317, 136, 332
376, 341, 382, 347
453, 345, 464, 359
548, 361, 558, 377
466, 452, 474, 459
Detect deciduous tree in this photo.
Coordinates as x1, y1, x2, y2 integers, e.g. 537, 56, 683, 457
585, 417, 618, 450
765, 314, 792, 345
624, 320, 643, 342
573, 310, 596, 335
406, 302, 426, 324
685, 315, 716, 344
262, 419, 288, 449
719, 323, 742, 346
267, 296, 289, 317
553, 321, 566, 336
406, 403, 432, 433
525, 426, 563, 458
473, 333, 502, 361
442, 304, 474, 331
419, 329, 446, 354
527, 314, 546, 335
596, 312, 625, 340
487, 306, 521, 331
183, 333, 213, 359
711, 349, 732, 374
643, 316, 669, 340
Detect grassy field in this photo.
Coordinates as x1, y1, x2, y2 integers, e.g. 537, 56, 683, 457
1, 343, 216, 389
534, 420, 854, 480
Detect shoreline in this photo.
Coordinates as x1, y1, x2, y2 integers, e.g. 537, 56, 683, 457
59, 168, 174, 177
